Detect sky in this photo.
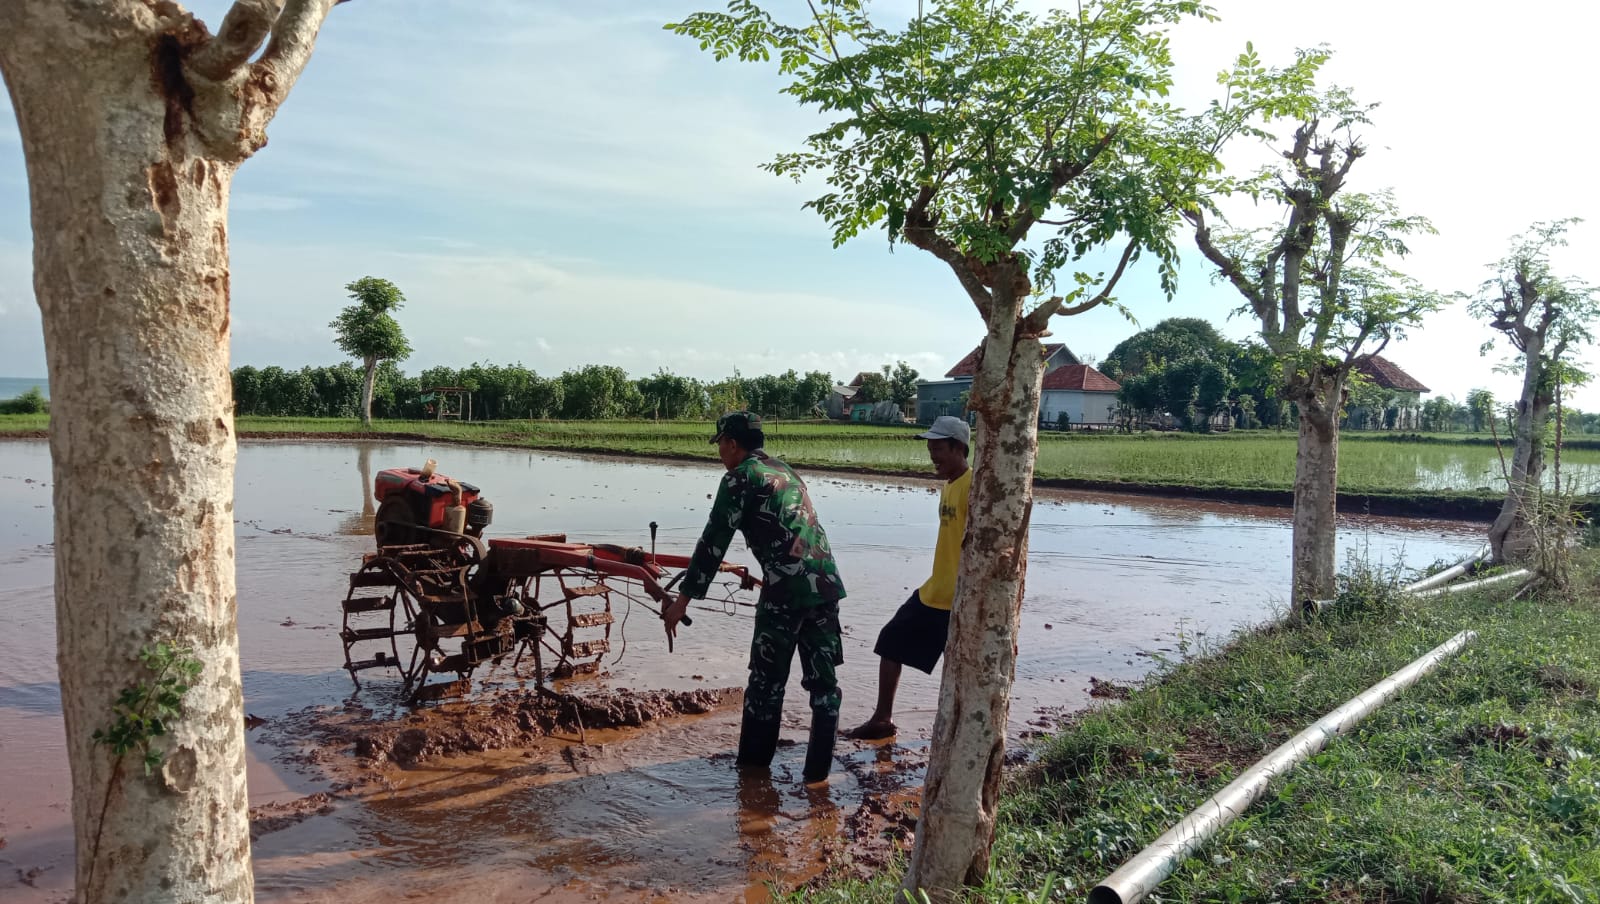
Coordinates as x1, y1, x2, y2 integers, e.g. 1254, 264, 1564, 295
0, 0, 1596, 409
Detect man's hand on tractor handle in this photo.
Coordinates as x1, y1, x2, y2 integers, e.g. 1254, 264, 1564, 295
663, 592, 692, 643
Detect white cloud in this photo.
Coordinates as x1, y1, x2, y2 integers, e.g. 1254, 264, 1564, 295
224, 240, 975, 382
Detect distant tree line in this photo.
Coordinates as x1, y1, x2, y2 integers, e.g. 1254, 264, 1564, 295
228, 361, 836, 421
1099, 318, 1600, 434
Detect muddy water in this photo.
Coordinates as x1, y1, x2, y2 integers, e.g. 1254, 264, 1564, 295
0, 439, 1486, 901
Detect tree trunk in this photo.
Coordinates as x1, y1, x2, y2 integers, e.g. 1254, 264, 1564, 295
904, 291, 1045, 902
2, 2, 338, 899
1489, 352, 1549, 563
361, 355, 378, 427
1289, 370, 1343, 607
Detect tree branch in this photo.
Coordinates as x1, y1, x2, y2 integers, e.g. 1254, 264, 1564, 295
189, 0, 283, 81
1007, 126, 1119, 244
251, 0, 341, 110
1017, 236, 1137, 335
904, 187, 993, 319
1188, 207, 1270, 324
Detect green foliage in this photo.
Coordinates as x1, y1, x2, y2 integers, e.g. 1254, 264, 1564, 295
227, 361, 844, 423
1115, 355, 1230, 432
853, 370, 891, 403
638, 368, 709, 419
1471, 219, 1597, 381
0, 385, 48, 414
668, 0, 1320, 331
1466, 388, 1497, 433
91, 643, 203, 777
232, 363, 364, 418
558, 365, 645, 419
1102, 318, 1227, 379
330, 276, 412, 365
1421, 395, 1464, 433
886, 361, 920, 408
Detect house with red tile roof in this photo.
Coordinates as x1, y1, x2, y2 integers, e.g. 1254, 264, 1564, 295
916, 343, 1120, 425
1349, 354, 1431, 430
1040, 364, 1122, 426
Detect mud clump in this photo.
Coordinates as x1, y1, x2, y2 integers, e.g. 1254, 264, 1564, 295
1088, 676, 1134, 700
345, 686, 741, 768
250, 792, 339, 841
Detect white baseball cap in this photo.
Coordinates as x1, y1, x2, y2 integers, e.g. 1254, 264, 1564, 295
917, 415, 971, 447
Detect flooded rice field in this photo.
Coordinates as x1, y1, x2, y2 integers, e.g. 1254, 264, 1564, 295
0, 439, 1486, 902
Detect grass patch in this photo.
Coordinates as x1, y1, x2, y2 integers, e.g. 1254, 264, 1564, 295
998, 557, 1599, 902
795, 556, 1600, 902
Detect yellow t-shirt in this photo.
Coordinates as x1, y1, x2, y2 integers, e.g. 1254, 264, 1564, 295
917, 468, 972, 611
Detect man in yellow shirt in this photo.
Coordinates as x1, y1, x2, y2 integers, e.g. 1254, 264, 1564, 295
842, 415, 971, 741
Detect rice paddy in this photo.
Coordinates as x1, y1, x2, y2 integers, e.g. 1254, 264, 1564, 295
5, 415, 1598, 496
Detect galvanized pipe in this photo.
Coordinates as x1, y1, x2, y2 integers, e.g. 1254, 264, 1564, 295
1088, 629, 1478, 904
1404, 542, 1491, 594
1411, 568, 1529, 598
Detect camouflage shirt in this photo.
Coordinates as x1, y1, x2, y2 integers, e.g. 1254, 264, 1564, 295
679, 450, 846, 606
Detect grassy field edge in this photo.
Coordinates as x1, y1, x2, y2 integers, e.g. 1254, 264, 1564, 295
801, 558, 1600, 902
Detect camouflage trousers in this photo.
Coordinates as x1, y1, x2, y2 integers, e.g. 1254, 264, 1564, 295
744, 593, 843, 724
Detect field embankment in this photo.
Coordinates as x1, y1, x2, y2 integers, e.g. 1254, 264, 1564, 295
802, 556, 1600, 902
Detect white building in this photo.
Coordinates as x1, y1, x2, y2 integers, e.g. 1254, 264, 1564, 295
1039, 364, 1121, 427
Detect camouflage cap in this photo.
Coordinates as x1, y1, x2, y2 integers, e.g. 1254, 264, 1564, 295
711, 411, 763, 444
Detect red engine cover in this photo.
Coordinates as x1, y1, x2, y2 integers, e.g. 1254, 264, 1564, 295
374, 467, 482, 529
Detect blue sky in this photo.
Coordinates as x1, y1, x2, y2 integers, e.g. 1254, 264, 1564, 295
1, 0, 1596, 409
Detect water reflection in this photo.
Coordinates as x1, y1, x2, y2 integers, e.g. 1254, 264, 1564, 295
334, 443, 376, 538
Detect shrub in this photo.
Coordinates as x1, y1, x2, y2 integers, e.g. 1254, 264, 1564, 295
0, 386, 48, 415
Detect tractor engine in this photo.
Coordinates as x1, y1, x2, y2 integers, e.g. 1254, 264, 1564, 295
372, 459, 493, 548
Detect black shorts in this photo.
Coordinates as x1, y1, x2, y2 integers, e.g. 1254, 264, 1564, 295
872, 591, 951, 674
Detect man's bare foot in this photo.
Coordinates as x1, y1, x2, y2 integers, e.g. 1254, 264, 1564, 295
841, 719, 897, 740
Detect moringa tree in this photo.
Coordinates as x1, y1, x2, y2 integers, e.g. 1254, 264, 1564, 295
669, 1, 1319, 896
1188, 91, 1441, 606
0, 1, 347, 900
1469, 219, 1596, 563
332, 276, 413, 427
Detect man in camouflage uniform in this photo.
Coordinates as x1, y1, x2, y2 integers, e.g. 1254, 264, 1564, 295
664, 411, 846, 784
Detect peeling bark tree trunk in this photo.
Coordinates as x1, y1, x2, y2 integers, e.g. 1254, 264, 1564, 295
361, 353, 378, 427
1288, 369, 1344, 607
0, 3, 338, 900
1489, 346, 1549, 563
904, 287, 1045, 901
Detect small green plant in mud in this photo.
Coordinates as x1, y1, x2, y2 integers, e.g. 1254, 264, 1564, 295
92, 642, 203, 775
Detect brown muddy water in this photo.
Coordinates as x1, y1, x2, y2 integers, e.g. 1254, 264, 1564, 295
0, 439, 1486, 902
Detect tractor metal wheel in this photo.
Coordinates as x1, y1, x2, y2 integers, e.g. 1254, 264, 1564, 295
341, 555, 422, 687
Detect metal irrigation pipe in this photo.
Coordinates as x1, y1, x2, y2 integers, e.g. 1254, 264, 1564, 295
1404, 542, 1491, 594
1410, 568, 1529, 599
1088, 629, 1478, 904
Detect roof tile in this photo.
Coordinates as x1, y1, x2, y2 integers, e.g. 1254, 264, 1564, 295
1356, 355, 1430, 393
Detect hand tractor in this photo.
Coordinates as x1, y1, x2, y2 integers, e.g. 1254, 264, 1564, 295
340, 460, 760, 701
